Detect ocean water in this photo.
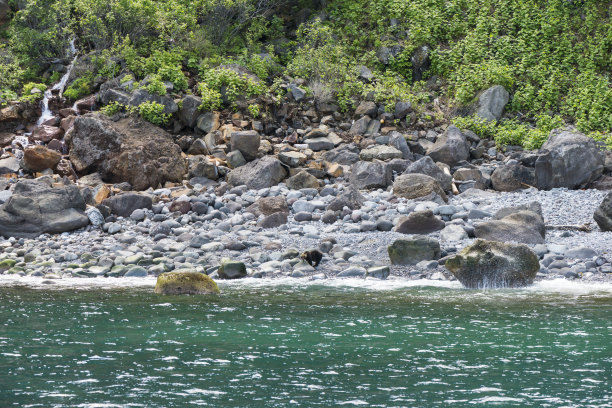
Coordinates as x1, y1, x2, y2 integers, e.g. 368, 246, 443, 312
0, 278, 611, 407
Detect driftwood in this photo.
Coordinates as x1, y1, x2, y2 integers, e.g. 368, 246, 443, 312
545, 223, 592, 232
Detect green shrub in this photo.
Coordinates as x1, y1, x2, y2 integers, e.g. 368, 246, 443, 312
101, 101, 124, 116
145, 76, 167, 96
63, 76, 93, 100
20, 82, 47, 102
247, 103, 260, 118
137, 101, 170, 126
199, 67, 266, 107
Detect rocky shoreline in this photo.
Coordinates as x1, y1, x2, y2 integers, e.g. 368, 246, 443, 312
2, 78, 612, 288
0, 182, 611, 286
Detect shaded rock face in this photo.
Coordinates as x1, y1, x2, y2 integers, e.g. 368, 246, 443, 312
286, 170, 319, 190
445, 239, 540, 288
395, 210, 445, 234
594, 191, 612, 231
70, 114, 187, 190
154, 271, 219, 295
475, 210, 545, 245
217, 260, 247, 279
393, 173, 448, 203
535, 129, 605, 190
491, 164, 534, 191
476, 85, 509, 122
102, 193, 153, 218
388, 236, 441, 265
0, 180, 89, 238
350, 161, 392, 190
230, 130, 260, 161
404, 156, 451, 192
227, 156, 287, 190
427, 125, 469, 167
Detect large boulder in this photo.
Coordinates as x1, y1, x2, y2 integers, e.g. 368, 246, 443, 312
322, 144, 360, 165
594, 192, 612, 231
388, 236, 441, 265
476, 85, 509, 122
445, 239, 539, 288
69, 114, 187, 190
227, 156, 287, 190
0, 180, 89, 238
230, 130, 260, 161
359, 145, 403, 161
286, 170, 319, 190
474, 210, 545, 245
154, 271, 220, 295
426, 125, 470, 166
491, 164, 534, 191
535, 128, 605, 190
327, 188, 365, 211
128, 89, 178, 114
217, 259, 247, 279
395, 210, 445, 234
393, 174, 448, 203
0, 157, 19, 175
349, 161, 392, 190
404, 156, 452, 191
178, 95, 202, 128
102, 193, 153, 217
22, 146, 61, 172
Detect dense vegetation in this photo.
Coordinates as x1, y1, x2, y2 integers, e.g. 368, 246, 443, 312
0, 0, 610, 148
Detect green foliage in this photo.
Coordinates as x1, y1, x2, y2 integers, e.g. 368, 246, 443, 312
136, 101, 170, 125
199, 67, 266, 106
20, 82, 47, 102
453, 113, 565, 150
63, 76, 93, 100
100, 101, 124, 116
145, 76, 167, 96
197, 83, 222, 111
247, 103, 260, 118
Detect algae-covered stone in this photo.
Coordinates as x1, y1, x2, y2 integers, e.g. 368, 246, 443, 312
155, 270, 220, 295
445, 239, 539, 289
388, 236, 441, 265
0, 259, 17, 272
217, 259, 247, 279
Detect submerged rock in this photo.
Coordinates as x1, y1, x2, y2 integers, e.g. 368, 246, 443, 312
154, 270, 220, 295
445, 239, 540, 288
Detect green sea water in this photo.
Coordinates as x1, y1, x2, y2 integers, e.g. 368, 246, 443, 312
0, 279, 611, 407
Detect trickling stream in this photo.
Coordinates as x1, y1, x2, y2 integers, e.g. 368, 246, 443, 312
36, 39, 78, 126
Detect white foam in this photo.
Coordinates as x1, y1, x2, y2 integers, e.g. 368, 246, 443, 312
0, 275, 611, 297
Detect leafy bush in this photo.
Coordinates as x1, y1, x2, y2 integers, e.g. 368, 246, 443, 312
145, 76, 167, 96
247, 103, 260, 118
20, 82, 47, 102
199, 67, 266, 106
137, 101, 170, 125
453, 114, 565, 150
100, 101, 124, 116
63, 76, 93, 100
197, 83, 222, 111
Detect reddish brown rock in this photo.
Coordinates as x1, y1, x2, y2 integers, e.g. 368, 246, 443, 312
0, 132, 15, 147
60, 116, 76, 132
69, 114, 187, 190
59, 108, 77, 118
0, 105, 20, 122
32, 125, 63, 142
41, 117, 59, 126
47, 139, 65, 153
23, 145, 62, 171
75, 95, 96, 112
170, 200, 191, 214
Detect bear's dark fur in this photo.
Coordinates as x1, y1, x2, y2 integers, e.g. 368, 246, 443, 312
301, 250, 323, 267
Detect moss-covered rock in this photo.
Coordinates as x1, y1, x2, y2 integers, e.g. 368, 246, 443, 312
387, 236, 441, 265
445, 239, 539, 289
217, 259, 247, 279
155, 270, 220, 295
0, 259, 17, 272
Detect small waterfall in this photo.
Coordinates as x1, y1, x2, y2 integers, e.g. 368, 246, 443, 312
36, 39, 78, 125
